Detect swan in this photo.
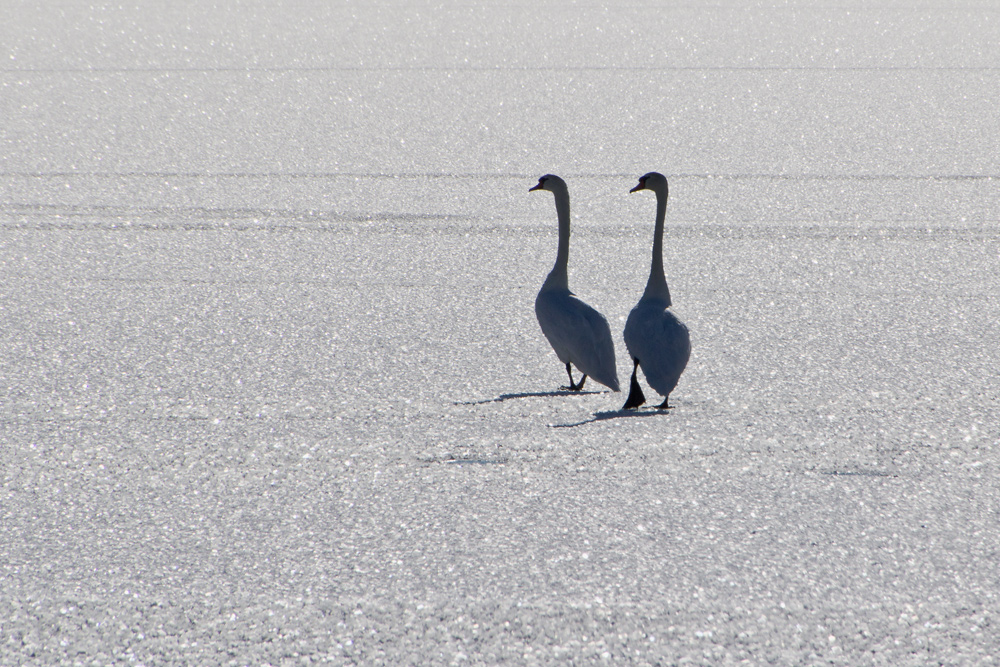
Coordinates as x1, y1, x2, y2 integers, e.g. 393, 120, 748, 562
622, 172, 691, 410
530, 174, 620, 393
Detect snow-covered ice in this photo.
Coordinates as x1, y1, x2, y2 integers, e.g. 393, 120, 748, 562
2, 2, 999, 664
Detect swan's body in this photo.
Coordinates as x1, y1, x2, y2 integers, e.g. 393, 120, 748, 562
622, 172, 690, 410
530, 175, 620, 393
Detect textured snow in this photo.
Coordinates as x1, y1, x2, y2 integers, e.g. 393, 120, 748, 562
2, 1, 1000, 665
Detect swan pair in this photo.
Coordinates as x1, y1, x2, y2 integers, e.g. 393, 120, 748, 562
530, 173, 691, 411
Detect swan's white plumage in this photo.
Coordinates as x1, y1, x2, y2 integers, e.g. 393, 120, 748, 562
535, 290, 620, 390
624, 300, 689, 397
623, 172, 690, 403
531, 174, 620, 392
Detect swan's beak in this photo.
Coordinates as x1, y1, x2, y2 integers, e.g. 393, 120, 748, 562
629, 182, 644, 193
529, 182, 543, 192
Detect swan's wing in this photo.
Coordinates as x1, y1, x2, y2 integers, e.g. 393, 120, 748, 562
535, 291, 620, 391
623, 304, 656, 359
535, 290, 576, 362
625, 305, 690, 396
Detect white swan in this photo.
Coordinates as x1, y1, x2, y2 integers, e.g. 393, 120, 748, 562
622, 172, 691, 410
530, 175, 620, 393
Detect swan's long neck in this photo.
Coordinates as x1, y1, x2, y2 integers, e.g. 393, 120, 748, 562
543, 187, 571, 291
641, 184, 672, 306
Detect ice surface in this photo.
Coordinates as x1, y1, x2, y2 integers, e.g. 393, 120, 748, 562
2, 1, 1000, 664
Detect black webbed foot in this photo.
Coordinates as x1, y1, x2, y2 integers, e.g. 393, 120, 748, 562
622, 359, 646, 410
655, 396, 672, 410
562, 363, 587, 391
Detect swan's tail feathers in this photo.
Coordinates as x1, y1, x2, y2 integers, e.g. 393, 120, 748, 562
572, 356, 618, 392
592, 373, 620, 393
622, 359, 646, 410
588, 347, 620, 392
584, 370, 619, 392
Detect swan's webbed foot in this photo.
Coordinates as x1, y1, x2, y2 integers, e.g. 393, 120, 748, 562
561, 363, 587, 391
655, 396, 672, 410
622, 359, 646, 410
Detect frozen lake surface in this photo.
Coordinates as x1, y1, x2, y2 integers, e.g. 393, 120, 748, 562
2, 2, 1000, 664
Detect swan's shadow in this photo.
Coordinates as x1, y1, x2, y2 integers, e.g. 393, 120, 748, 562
550, 408, 671, 428
455, 390, 606, 406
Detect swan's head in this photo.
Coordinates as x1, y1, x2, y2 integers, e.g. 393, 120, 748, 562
629, 172, 668, 194
529, 174, 567, 194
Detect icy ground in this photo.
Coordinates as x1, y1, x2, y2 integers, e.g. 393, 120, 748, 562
2, 1, 1000, 665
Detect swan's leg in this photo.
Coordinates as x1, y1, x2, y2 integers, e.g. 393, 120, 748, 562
562, 363, 587, 391
622, 359, 646, 410
655, 395, 672, 410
